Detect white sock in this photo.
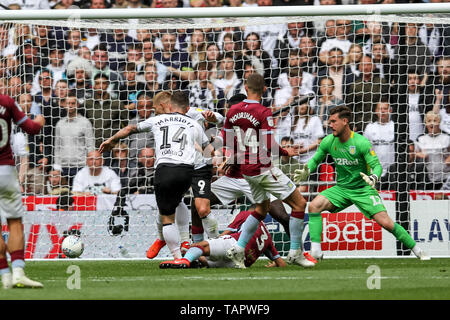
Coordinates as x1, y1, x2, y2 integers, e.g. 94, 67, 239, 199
162, 223, 181, 259
157, 214, 164, 241
201, 213, 219, 239
412, 245, 422, 257
175, 202, 190, 243
311, 242, 322, 258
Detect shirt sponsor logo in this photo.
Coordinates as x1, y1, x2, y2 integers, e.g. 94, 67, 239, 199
335, 158, 359, 166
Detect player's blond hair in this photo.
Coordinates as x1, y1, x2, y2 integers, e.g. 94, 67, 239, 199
153, 91, 171, 107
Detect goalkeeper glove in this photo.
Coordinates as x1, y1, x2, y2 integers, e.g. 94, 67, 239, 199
360, 172, 378, 189
293, 164, 310, 184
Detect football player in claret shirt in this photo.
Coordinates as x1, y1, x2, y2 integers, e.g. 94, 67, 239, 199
159, 207, 286, 269
221, 73, 316, 269
190, 94, 294, 246
0, 95, 45, 289
294, 105, 430, 261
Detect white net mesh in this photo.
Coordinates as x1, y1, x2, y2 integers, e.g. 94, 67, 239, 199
2, 7, 450, 259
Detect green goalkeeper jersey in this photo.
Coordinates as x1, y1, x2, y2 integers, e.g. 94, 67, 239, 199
307, 131, 383, 189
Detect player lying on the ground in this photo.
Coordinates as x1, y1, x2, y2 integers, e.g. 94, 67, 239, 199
160, 208, 315, 269
293, 105, 430, 261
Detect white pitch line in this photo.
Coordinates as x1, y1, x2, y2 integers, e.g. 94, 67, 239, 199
42, 274, 450, 283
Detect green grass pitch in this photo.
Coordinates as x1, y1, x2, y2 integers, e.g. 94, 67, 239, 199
1, 258, 449, 301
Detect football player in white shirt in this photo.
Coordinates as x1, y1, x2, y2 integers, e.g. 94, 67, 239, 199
186, 106, 223, 238
145, 91, 223, 259
100, 91, 211, 260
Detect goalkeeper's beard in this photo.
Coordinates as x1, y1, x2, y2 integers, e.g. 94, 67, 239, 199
332, 128, 342, 137
332, 125, 347, 139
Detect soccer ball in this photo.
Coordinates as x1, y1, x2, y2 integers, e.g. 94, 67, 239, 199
61, 235, 84, 258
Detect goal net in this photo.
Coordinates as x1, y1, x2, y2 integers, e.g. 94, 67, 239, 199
1, 4, 450, 259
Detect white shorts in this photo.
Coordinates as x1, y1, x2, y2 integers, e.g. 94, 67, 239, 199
205, 235, 238, 268
0, 166, 25, 220
211, 176, 255, 205
243, 167, 296, 203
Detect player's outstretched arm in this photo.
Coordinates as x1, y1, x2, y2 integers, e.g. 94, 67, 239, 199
218, 229, 232, 237
217, 151, 239, 176
19, 114, 45, 135
273, 257, 286, 267
99, 124, 138, 153
283, 144, 302, 157
201, 110, 224, 125
265, 257, 287, 268
33, 114, 45, 127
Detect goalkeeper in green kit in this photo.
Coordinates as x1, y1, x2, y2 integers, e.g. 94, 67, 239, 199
294, 105, 430, 261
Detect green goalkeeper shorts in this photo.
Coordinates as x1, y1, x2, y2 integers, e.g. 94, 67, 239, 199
320, 185, 386, 219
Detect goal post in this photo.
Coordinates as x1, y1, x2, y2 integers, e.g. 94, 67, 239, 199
1, 4, 450, 260
0, 3, 450, 19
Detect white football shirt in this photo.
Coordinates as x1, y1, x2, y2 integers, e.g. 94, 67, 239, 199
408, 93, 424, 141
415, 132, 450, 183
186, 107, 223, 170
291, 115, 324, 163
363, 120, 395, 177
11, 131, 28, 157
72, 166, 122, 195
136, 112, 209, 168
440, 108, 450, 135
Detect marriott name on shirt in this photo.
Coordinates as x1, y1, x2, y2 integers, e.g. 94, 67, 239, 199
155, 115, 195, 128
